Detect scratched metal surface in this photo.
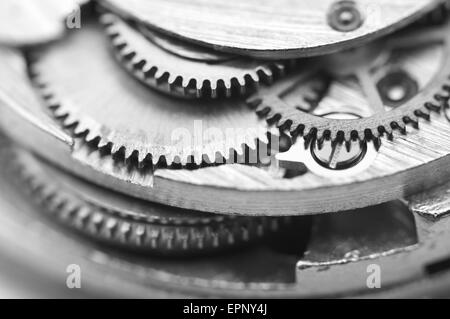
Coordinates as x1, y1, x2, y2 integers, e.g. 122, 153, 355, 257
30, 23, 271, 166
155, 116, 450, 215
101, 0, 441, 58
0, 143, 448, 298
296, 183, 450, 297
1, 45, 450, 216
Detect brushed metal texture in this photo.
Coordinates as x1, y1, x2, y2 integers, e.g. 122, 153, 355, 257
101, 0, 442, 59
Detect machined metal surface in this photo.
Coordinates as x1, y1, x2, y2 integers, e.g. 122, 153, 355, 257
248, 22, 450, 143
9, 143, 284, 255
0, 142, 448, 297
101, 14, 287, 99
0, 1, 450, 299
100, 0, 442, 59
0, 37, 449, 215
30, 22, 272, 167
3, 50, 450, 215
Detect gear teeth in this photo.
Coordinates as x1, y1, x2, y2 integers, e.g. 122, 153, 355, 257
259, 66, 275, 85
167, 73, 179, 87
257, 99, 443, 145
97, 139, 110, 149
100, 13, 288, 99
104, 218, 118, 238
223, 80, 233, 98
246, 21, 450, 146
248, 71, 260, 84
9, 147, 286, 255
250, 74, 450, 146
30, 22, 272, 169
109, 143, 122, 155
137, 152, 148, 167
210, 81, 219, 99
123, 148, 135, 162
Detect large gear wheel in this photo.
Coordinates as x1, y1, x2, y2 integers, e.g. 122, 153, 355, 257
3, 0, 450, 301
30, 21, 272, 167
9, 144, 284, 256
248, 21, 450, 144
1, 39, 449, 216
100, 13, 287, 99
99, 0, 442, 59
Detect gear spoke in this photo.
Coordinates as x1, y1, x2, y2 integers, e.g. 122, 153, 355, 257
356, 68, 386, 114
249, 21, 449, 143
328, 143, 343, 169
386, 26, 447, 50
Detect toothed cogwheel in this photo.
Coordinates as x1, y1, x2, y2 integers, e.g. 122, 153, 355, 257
30, 21, 273, 167
100, 13, 288, 99
248, 21, 450, 144
9, 146, 284, 256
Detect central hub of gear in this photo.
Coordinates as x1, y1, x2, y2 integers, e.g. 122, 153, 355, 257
327, 0, 364, 32
311, 139, 367, 170
377, 70, 419, 108
310, 112, 367, 170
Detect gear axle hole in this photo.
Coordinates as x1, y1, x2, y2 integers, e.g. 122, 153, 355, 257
328, 1, 364, 32
377, 70, 419, 108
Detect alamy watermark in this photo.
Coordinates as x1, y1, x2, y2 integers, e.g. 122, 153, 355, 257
66, 264, 81, 289
366, 264, 381, 289
66, 5, 82, 29
166, 121, 279, 165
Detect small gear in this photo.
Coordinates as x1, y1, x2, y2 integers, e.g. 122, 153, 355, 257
248, 22, 450, 145
100, 13, 287, 99
9, 146, 285, 255
30, 21, 272, 167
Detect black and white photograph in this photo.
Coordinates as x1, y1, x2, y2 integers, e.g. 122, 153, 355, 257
0, 0, 449, 303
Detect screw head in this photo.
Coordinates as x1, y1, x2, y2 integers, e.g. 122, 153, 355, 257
328, 1, 364, 32
377, 70, 419, 108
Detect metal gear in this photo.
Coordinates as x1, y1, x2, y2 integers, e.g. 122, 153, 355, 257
98, 0, 442, 59
1, 141, 450, 298
1, 40, 450, 216
100, 13, 287, 99
0, 6, 448, 218
247, 21, 450, 145
30, 21, 272, 167
9, 144, 284, 256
